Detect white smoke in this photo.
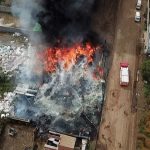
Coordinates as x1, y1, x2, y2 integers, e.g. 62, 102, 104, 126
11, 0, 41, 29
34, 60, 103, 120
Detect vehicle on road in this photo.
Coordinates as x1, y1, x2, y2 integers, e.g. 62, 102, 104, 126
120, 62, 129, 86
136, 0, 142, 10
135, 11, 141, 22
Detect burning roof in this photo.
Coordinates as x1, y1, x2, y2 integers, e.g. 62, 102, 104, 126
39, 43, 96, 73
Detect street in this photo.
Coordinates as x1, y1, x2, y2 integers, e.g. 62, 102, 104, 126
97, 0, 141, 149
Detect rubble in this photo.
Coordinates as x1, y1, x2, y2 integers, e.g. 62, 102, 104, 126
0, 92, 15, 114
0, 43, 28, 73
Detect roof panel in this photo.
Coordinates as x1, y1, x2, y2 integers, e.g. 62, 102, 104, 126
59, 134, 76, 149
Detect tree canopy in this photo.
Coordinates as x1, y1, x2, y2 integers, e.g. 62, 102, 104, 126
141, 59, 150, 98
141, 59, 150, 83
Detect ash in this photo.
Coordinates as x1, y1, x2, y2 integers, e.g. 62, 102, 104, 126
13, 54, 104, 137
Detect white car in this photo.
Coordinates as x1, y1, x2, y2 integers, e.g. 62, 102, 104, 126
135, 11, 141, 22
136, 0, 142, 10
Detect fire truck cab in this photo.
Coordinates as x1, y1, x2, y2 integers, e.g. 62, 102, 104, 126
120, 62, 129, 86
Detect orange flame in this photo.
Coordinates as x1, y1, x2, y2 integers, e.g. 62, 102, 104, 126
40, 43, 96, 72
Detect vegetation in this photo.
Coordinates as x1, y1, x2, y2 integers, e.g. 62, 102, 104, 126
141, 59, 150, 98
144, 84, 150, 100
87, 141, 96, 150
141, 59, 150, 82
137, 58, 150, 149
0, 68, 14, 97
0, 0, 5, 4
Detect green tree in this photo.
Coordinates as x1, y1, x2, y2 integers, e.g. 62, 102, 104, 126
141, 59, 150, 83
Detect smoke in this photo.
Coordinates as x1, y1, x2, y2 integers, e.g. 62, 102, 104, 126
11, 0, 40, 29
11, 0, 96, 45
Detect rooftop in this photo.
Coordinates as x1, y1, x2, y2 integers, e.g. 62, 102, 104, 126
44, 131, 77, 150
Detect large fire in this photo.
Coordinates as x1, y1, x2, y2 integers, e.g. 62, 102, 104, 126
40, 43, 96, 73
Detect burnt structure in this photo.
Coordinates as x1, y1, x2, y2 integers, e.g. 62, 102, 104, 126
13, 55, 105, 138
10, 0, 113, 138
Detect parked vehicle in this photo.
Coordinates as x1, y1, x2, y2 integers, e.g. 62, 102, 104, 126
135, 11, 141, 22
120, 62, 129, 86
136, 0, 142, 10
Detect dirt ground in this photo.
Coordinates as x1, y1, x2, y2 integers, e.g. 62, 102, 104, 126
96, 0, 143, 149
0, 123, 34, 150
92, 0, 119, 48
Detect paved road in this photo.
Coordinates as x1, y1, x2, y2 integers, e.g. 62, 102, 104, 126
97, 0, 141, 149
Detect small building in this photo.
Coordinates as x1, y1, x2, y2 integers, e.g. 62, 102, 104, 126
44, 131, 76, 150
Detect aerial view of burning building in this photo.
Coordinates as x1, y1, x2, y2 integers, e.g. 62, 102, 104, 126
1, 0, 142, 149
0, 0, 109, 139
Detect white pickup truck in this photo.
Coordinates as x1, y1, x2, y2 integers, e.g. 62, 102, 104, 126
120, 62, 129, 86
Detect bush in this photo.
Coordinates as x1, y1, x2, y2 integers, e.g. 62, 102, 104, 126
141, 59, 150, 83
144, 84, 150, 98
141, 59, 150, 98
